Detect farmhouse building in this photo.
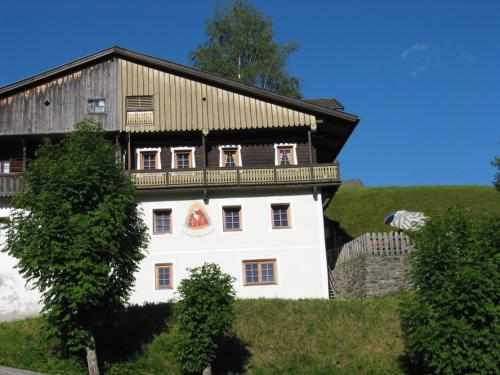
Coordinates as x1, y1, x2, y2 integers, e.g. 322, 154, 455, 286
0, 47, 358, 318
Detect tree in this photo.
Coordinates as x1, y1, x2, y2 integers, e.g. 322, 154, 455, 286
401, 208, 499, 374
3, 122, 148, 375
492, 157, 500, 191
190, 0, 302, 98
174, 263, 236, 374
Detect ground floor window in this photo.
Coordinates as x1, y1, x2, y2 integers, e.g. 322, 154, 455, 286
155, 263, 173, 289
243, 259, 277, 286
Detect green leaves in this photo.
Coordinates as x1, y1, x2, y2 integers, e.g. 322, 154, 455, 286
190, 0, 302, 98
3, 121, 148, 354
174, 263, 236, 373
402, 208, 499, 374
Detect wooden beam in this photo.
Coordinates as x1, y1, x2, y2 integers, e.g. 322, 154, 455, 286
127, 132, 131, 170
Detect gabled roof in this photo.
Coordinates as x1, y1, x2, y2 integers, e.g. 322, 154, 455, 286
0, 46, 358, 124
305, 98, 344, 111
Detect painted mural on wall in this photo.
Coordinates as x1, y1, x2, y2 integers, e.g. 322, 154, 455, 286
185, 202, 210, 230
182, 202, 214, 238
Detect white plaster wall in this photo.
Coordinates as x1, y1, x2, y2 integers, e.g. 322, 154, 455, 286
0, 201, 42, 321
130, 189, 329, 303
0, 189, 329, 321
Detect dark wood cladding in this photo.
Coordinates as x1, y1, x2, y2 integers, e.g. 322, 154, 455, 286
128, 128, 315, 170
0, 60, 119, 136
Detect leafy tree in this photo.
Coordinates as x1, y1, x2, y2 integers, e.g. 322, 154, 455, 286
174, 263, 236, 374
401, 208, 499, 374
3, 122, 148, 375
190, 0, 302, 98
492, 156, 500, 191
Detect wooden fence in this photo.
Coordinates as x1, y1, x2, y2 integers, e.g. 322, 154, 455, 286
336, 231, 414, 264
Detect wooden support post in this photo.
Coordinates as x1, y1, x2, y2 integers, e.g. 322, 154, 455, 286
21, 138, 27, 171
307, 129, 314, 165
127, 132, 132, 170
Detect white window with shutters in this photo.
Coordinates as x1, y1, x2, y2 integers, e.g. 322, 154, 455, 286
126, 96, 154, 125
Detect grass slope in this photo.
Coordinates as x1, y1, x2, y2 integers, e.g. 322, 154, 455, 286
325, 185, 500, 240
0, 295, 405, 375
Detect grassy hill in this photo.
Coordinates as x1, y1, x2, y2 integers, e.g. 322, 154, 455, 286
0, 295, 405, 375
325, 185, 500, 240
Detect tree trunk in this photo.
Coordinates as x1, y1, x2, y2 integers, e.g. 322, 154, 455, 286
202, 363, 212, 375
86, 334, 100, 375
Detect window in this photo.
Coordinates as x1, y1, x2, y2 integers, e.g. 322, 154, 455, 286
171, 147, 195, 169
243, 259, 277, 286
175, 152, 191, 169
223, 206, 241, 231
271, 204, 291, 229
0, 218, 8, 245
274, 144, 297, 166
136, 148, 161, 170
88, 99, 105, 113
155, 263, 173, 289
126, 96, 154, 125
0, 160, 10, 173
218, 146, 242, 167
153, 209, 172, 235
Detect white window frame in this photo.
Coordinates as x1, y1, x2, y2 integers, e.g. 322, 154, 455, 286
218, 145, 242, 167
170, 147, 196, 169
274, 143, 298, 166
136, 147, 162, 170
0, 160, 10, 174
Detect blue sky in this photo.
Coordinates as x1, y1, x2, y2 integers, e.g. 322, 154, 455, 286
1, 0, 499, 186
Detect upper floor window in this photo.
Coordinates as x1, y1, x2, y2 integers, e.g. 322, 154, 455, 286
126, 96, 154, 125
136, 148, 161, 170
171, 147, 195, 169
271, 203, 291, 229
274, 144, 297, 166
88, 99, 105, 113
153, 209, 172, 235
0, 160, 10, 174
223, 206, 242, 231
218, 145, 242, 168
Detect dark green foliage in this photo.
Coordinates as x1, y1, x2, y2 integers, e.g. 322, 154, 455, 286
174, 263, 236, 373
190, 0, 301, 98
401, 208, 500, 374
492, 157, 500, 191
3, 122, 148, 354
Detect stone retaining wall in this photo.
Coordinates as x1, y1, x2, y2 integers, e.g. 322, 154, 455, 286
331, 254, 412, 299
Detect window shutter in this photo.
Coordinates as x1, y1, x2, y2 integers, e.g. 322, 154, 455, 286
126, 96, 153, 111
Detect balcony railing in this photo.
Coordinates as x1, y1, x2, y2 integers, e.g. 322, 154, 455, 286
0, 164, 340, 196
130, 164, 340, 190
0, 173, 22, 197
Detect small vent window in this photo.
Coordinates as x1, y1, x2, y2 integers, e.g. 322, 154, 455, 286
126, 96, 154, 125
88, 99, 105, 113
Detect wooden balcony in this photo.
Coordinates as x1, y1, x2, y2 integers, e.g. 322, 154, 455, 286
130, 164, 340, 190
0, 173, 22, 197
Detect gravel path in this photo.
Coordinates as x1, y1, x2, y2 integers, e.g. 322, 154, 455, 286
0, 366, 46, 375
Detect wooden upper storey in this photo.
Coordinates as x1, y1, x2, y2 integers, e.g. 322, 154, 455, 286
0, 47, 358, 160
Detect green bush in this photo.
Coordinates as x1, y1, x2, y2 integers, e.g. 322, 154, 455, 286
174, 263, 235, 374
402, 208, 499, 374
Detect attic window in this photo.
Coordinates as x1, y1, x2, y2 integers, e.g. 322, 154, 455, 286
126, 96, 154, 125
88, 99, 105, 113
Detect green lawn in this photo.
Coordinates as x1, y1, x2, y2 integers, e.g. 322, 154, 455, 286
326, 185, 500, 240
0, 295, 406, 375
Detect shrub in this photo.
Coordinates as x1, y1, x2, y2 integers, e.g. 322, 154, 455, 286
174, 263, 235, 374
401, 207, 499, 374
